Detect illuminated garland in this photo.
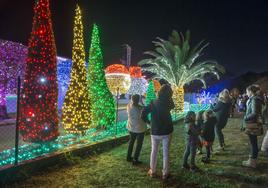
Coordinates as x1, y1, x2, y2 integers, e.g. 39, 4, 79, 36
62, 5, 91, 134
19, 0, 59, 142
145, 80, 156, 105
189, 104, 210, 112
87, 24, 116, 128
105, 64, 131, 94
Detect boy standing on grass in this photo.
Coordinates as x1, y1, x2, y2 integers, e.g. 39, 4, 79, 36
201, 110, 217, 163
182, 111, 200, 172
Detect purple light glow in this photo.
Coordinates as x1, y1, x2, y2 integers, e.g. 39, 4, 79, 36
0, 39, 27, 106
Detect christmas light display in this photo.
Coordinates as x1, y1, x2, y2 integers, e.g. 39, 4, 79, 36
62, 5, 91, 134
105, 64, 131, 95
57, 57, 72, 111
139, 30, 225, 113
88, 24, 116, 128
19, 0, 59, 142
153, 79, 161, 93
145, 80, 156, 105
127, 66, 148, 95
0, 120, 129, 167
129, 66, 142, 78
0, 40, 27, 118
127, 77, 148, 96
190, 104, 210, 112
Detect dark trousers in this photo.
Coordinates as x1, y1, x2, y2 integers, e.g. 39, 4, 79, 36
205, 146, 211, 159
127, 132, 144, 161
248, 134, 258, 159
215, 126, 224, 147
183, 143, 197, 166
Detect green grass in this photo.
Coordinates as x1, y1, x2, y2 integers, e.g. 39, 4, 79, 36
7, 115, 268, 188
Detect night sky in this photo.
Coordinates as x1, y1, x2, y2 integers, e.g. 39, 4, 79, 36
1, 0, 268, 75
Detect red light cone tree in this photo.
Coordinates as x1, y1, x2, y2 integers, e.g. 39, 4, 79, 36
19, 0, 59, 142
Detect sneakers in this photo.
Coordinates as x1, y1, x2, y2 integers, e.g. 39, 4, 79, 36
162, 174, 171, 180
182, 163, 190, 170
132, 160, 142, 165
147, 169, 156, 178
201, 157, 210, 163
126, 157, 133, 162
190, 165, 200, 172
242, 158, 257, 168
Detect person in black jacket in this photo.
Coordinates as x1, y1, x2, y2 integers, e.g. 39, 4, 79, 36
201, 110, 218, 163
141, 84, 175, 180
212, 89, 231, 150
182, 111, 200, 172
242, 85, 264, 168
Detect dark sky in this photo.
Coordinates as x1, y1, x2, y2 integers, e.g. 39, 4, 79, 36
1, 0, 268, 75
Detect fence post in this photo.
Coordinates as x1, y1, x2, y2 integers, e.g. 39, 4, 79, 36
14, 76, 21, 165
115, 87, 119, 136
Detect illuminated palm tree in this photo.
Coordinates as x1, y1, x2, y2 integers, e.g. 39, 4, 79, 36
138, 30, 225, 112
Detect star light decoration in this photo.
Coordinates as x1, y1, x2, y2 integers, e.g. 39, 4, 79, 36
105, 64, 131, 95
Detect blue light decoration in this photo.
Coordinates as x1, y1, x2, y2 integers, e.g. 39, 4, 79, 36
203, 79, 232, 94
57, 57, 72, 111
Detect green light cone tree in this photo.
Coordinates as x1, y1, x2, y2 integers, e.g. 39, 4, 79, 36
139, 30, 225, 112
88, 24, 116, 128
62, 5, 91, 134
145, 80, 156, 105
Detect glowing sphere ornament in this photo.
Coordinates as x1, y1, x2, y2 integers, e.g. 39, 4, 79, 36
105, 64, 131, 95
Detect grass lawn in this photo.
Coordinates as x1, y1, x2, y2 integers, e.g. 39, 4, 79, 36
6, 115, 268, 188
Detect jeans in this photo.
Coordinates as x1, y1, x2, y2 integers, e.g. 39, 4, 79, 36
127, 132, 145, 161
150, 134, 172, 176
183, 142, 197, 166
215, 126, 224, 147
248, 134, 258, 159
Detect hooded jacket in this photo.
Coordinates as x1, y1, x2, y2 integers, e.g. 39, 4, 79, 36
244, 95, 263, 123
212, 97, 231, 129
141, 96, 175, 135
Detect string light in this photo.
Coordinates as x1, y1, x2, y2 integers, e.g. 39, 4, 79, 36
19, 0, 59, 142
62, 5, 91, 134
105, 64, 131, 95
139, 31, 224, 113
145, 80, 156, 105
87, 24, 116, 128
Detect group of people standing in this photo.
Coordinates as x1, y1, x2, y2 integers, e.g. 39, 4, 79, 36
125, 84, 268, 180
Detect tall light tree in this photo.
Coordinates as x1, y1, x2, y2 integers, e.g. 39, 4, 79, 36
62, 5, 91, 134
19, 0, 59, 142
88, 24, 116, 128
139, 30, 225, 112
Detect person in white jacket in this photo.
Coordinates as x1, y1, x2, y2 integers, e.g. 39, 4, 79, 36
126, 94, 147, 165
261, 130, 268, 155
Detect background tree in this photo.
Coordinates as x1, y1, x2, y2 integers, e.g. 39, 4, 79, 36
88, 24, 116, 128
62, 5, 91, 134
145, 80, 156, 105
139, 30, 225, 112
19, 0, 59, 142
